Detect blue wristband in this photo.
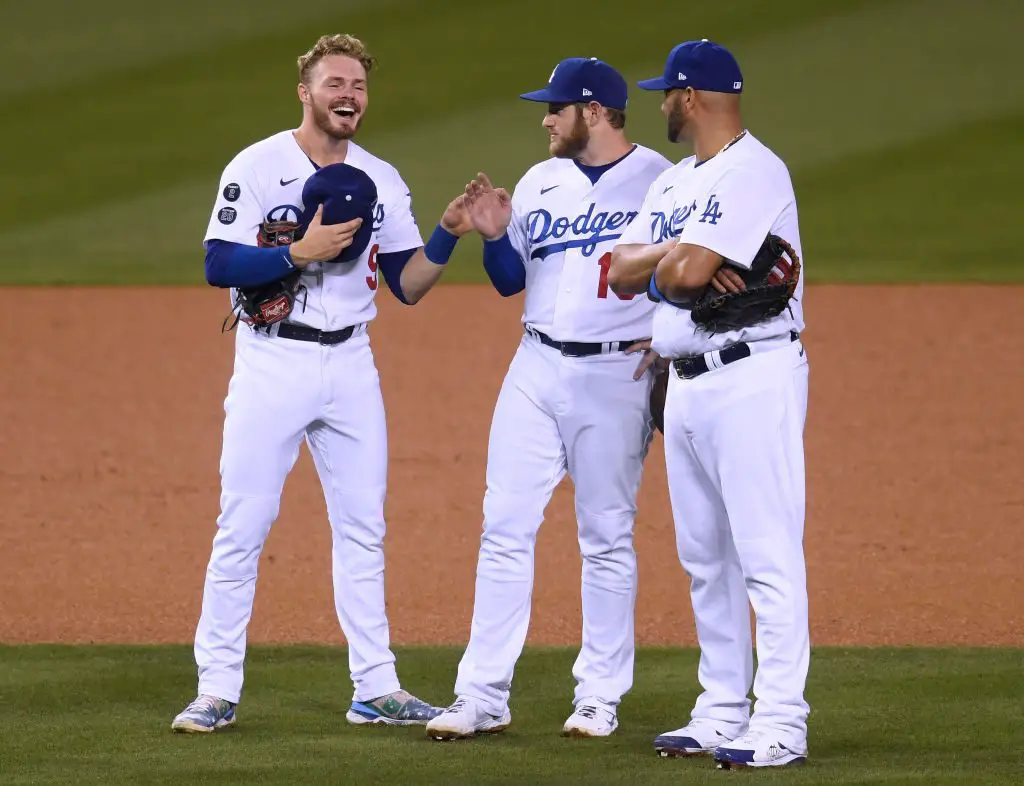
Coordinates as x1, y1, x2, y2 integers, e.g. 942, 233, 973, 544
647, 274, 665, 303
423, 224, 459, 265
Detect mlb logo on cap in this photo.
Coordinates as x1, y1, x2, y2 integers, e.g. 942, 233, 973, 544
638, 39, 743, 94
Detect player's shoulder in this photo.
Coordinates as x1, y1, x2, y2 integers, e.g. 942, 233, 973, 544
225, 129, 297, 171
732, 133, 793, 181
517, 157, 574, 189
628, 144, 674, 173
344, 143, 404, 184
658, 154, 698, 189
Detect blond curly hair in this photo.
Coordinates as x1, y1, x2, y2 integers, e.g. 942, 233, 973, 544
298, 34, 377, 83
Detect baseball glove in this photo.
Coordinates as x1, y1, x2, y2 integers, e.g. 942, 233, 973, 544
221, 221, 307, 332
691, 234, 801, 335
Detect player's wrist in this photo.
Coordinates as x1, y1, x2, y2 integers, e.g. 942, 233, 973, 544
482, 229, 509, 243
423, 223, 459, 265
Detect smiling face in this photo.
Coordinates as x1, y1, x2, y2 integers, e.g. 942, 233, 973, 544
300, 54, 367, 141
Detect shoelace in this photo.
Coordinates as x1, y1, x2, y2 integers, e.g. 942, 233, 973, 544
576, 705, 599, 720
445, 698, 468, 714
186, 696, 221, 714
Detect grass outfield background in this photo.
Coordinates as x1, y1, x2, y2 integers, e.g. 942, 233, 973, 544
1, 0, 1022, 284
2, 646, 1021, 785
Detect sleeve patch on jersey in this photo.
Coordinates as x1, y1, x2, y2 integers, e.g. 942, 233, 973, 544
222, 183, 241, 202
218, 207, 237, 224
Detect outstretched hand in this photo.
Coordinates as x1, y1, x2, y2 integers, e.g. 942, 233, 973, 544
464, 172, 513, 240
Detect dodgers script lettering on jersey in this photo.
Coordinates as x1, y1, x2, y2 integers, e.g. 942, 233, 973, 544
616, 133, 806, 357
204, 130, 422, 332
506, 146, 672, 343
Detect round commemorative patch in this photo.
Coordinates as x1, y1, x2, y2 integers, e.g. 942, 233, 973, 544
218, 207, 237, 224
223, 183, 241, 202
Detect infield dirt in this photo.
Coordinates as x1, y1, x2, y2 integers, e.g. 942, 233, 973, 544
1, 285, 1020, 647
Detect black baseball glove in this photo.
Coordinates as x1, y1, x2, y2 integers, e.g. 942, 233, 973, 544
221, 221, 307, 332
691, 234, 801, 335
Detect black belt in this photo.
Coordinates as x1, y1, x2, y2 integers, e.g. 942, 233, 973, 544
277, 322, 357, 346
529, 328, 646, 357
672, 331, 799, 380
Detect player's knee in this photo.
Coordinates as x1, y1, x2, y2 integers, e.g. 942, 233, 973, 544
208, 510, 275, 579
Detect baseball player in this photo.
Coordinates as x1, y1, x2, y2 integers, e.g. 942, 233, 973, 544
171, 34, 474, 733
609, 40, 810, 768
425, 57, 672, 741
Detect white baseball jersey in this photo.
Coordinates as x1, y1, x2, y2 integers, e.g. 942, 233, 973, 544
616, 132, 804, 358
204, 129, 423, 331
506, 145, 672, 343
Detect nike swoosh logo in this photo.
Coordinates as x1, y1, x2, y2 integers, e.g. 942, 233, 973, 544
280, 177, 299, 186
662, 185, 674, 193
540, 185, 559, 195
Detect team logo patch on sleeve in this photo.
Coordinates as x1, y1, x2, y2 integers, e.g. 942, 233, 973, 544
218, 207, 237, 224
222, 183, 241, 202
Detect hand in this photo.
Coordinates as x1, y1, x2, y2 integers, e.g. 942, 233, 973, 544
289, 205, 363, 266
440, 194, 474, 237
624, 340, 668, 381
464, 172, 512, 240
710, 265, 746, 294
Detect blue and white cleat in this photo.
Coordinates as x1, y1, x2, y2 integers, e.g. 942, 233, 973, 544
171, 694, 237, 733
346, 690, 444, 726
654, 720, 739, 757
714, 730, 808, 768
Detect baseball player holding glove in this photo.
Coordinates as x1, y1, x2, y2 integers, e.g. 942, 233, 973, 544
610, 40, 810, 768
171, 34, 472, 733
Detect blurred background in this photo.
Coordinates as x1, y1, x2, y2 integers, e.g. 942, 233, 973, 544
1, 0, 1020, 285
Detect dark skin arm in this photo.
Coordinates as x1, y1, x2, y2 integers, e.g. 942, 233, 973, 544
607, 238, 678, 296
654, 242, 728, 304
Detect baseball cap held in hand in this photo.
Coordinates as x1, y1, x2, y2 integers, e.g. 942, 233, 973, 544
520, 57, 628, 110
638, 39, 743, 94
298, 163, 378, 264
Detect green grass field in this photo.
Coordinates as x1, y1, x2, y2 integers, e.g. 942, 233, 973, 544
1, 646, 1020, 784
2, 0, 1022, 284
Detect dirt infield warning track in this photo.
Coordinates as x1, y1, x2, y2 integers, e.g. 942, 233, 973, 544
0, 285, 1020, 647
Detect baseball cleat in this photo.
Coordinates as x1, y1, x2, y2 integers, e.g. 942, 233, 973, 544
425, 696, 511, 740
346, 690, 444, 726
171, 695, 237, 733
561, 699, 618, 738
653, 720, 739, 757
714, 730, 808, 769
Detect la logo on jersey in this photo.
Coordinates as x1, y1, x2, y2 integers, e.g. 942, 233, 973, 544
527, 202, 638, 260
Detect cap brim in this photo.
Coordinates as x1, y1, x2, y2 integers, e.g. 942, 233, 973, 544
519, 87, 575, 103
636, 76, 672, 91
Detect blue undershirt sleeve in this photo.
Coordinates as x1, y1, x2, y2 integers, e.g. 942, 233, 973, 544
483, 234, 526, 297
204, 239, 296, 288
377, 248, 418, 305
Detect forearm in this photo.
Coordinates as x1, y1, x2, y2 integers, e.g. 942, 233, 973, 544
382, 225, 460, 305
608, 238, 677, 295
399, 250, 448, 304
204, 240, 296, 288
653, 243, 722, 303
482, 234, 526, 296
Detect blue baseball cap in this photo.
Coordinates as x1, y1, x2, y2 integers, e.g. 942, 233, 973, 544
520, 57, 628, 110
298, 163, 378, 264
637, 39, 743, 94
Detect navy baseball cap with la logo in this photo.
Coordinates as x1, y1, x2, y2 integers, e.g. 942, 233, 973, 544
638, 39, 743, 94
520, 57, 629, 110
